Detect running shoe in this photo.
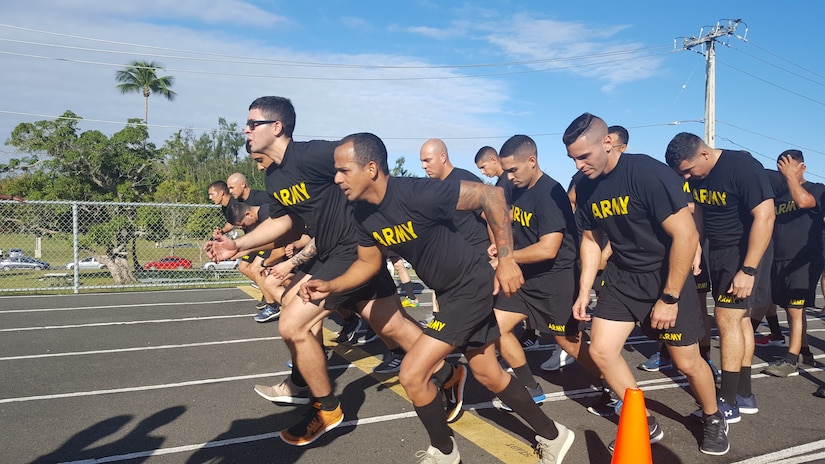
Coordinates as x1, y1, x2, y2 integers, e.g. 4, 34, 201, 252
638, 352, 673, 372
414, 436, 460, 464
540, 348, 574, 371
586, 387, 618, 417
754, 333, 786, 347
520, 336, 553, 352
279, 401, 344, 446
255, 297, 267, 310
254, 377, 310, 405
608, 416, 663, 452
763, 359, 799, 377
535, 423, 575, 464
700, 414, 729, 455
334, 316, 363, 343
373, 351, 404, 374
253, 304, 280, 323
443, 364, 467, 423
692, 396, 741, 423
401, 296, 420, 308
815, 386, 825, 398
736, 393, 758, 414
492, 384, 546, 412
353, 327, 378, 345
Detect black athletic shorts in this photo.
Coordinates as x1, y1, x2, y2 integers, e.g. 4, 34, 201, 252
708, 243, 772, 311
309, 244, 397, 311
425, 263, 500, 351
772, 258, 821, 309
595, 263, 705, 346
241, 249, 270, 263
494, 268, 581, 337
695, 253, 711, 294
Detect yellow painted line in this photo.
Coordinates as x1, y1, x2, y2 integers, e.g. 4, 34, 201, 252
237, 285, 262, 300
321, 326, 538, 463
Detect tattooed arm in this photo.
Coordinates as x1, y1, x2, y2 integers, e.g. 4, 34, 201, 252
456, 180, 523, 296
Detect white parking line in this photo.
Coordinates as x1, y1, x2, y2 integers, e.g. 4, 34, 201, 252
0, 298, 254, 314
731, 440, 825, 464
0, 336, 281, 361
0, 314, 253, 332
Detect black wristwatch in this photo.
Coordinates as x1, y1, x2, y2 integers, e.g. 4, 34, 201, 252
661, 293, 680, 305
741, 266, 757, 276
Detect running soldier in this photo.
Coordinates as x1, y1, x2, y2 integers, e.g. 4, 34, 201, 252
665, 132, 775, 424
302, 132, 575, 464
566, 114, 728, 455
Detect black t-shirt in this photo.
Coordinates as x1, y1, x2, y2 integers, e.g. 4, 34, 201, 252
353, 177, 483, 292
576, 154, 687, 272
766, 169, 825, 261
265, 140, 360, 260
221, 197, 237, 221
444, 168, 491, 255
242, 189, 273, 206
687, 150, 773, 250
510, 173, 577, 277
496, 175, 514, 205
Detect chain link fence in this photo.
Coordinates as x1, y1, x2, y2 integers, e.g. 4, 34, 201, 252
0, 200, 247, 294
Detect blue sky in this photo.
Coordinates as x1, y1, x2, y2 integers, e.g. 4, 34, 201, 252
1, 1, 824, 185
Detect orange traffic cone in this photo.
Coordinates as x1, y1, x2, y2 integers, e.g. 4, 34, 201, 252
611, 388, 652, 464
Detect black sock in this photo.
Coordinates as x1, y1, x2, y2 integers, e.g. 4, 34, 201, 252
315, 393, 339, 411
291, 365, 307, 388
720, 371, 739, 404
767, 315, 782, 338
390, 347, 406, 356
801, 346, 812, 357
401, 281, 416, 299
265, 301, 277, 307
703, 409, 724, 422
431, 362, 454, 388
414, 395, 453, 454
784, 352, 799, 365
512, 364, 539, 390
737, 367, 752, 398
751, 317, 762, 332
343, 313, 359, 323
496, 377, 558, 439
660, 348, 672, 362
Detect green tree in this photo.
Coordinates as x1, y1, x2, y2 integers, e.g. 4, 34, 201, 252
115, 61, 177, 124
390, 156, 416, 177
4, 112, 161, 201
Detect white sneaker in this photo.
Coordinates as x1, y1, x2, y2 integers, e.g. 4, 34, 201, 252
253, 377, 310, 404
535, 423, 575, 463
414, 436, 460, 464
541, 349, 574, 371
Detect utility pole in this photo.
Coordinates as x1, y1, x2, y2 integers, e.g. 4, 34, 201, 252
675, 19, 747, 147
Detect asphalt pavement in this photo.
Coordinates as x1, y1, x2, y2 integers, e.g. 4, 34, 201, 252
1, 285, 824, 464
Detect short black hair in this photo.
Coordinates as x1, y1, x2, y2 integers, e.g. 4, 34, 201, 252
208, 181, 229, 194
225, 201, 253, 226
249, 96, 296, 137
499, 135, 536, 160
339, 132, 389, 175
664, 132, 704, 169
607, 125, 629, 145
474, 146, 498, 163
778, 149, 803, 163
563, 113, 598, 146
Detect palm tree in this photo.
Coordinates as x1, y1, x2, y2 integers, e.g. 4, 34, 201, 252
115, 61, 177, 124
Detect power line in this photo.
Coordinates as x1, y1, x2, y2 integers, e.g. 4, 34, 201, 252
730, 45, 825, 88
716, 120, 825, 156
718, 59, 825, 106
0, 49, 673, 81
742, 39, 825, 81
718, 136, 825, 181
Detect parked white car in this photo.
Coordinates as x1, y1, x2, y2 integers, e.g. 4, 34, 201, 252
66, 256, 107, 270
202, 259, 239, 270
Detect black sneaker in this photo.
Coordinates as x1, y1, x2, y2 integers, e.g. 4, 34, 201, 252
586, 387, 618, 417
608, 416, 664, 452
334, 316, 363, 343
353, 327, 378, 345
700, 414, 729, 455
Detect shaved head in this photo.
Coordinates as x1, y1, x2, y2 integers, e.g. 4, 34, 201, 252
420, 138, 453, 180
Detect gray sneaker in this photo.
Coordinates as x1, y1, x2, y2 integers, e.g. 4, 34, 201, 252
414, 436, 460, 464
373, 351, 404, 374
535, 422, 575, 464
763, 359, 799, 377
253, 377, 310, 405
